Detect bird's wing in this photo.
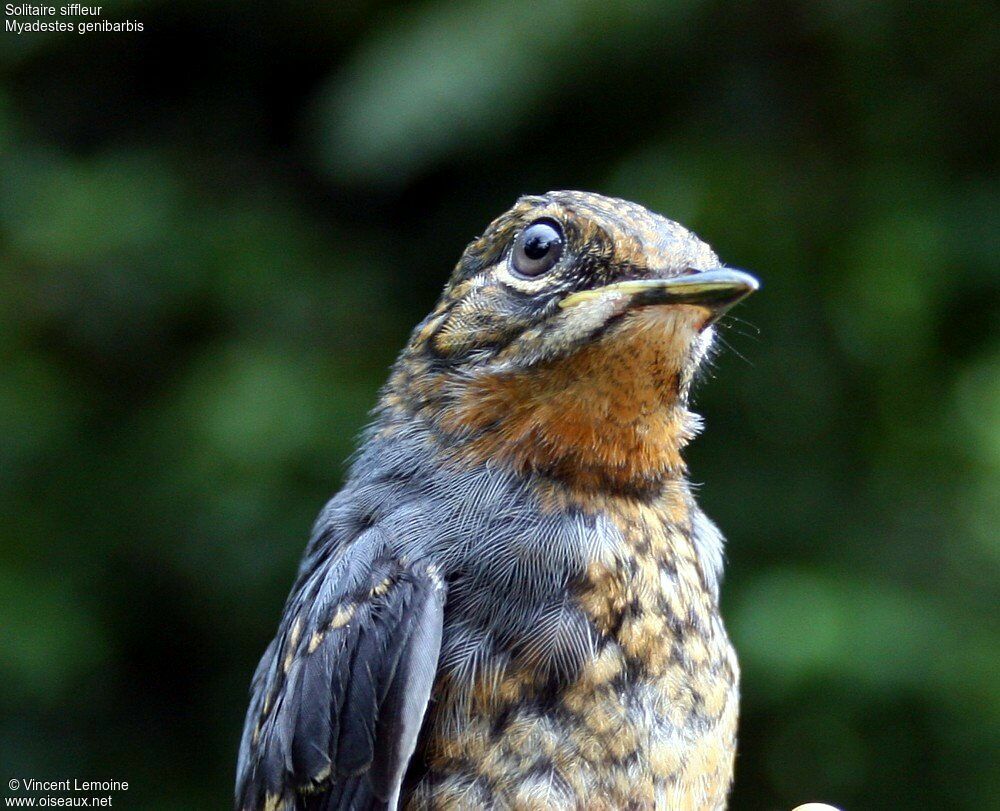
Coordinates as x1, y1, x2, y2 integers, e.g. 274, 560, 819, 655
235, 528, 446, 811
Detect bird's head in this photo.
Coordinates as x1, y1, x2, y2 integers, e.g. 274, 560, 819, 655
383, 191, 758, 495
418, 190, 756, 372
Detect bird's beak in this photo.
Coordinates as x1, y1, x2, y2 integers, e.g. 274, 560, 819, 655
559, 267, 759, 325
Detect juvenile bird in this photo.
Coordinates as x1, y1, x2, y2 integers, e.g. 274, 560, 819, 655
236, 191, 758, 810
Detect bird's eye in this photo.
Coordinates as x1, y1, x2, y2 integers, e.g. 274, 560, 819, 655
512, 219, 564, 278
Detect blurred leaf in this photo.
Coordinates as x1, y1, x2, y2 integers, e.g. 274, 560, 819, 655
733, 569, 999, 717
1, 150, 181, 265
953, 350, 1000, 467
0, 572, 109, 702
315, 0, 705, 185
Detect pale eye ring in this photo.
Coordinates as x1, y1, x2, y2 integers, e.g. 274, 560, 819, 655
511, 219, 564, 278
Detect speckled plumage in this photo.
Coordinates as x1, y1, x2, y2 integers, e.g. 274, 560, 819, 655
236, 191, 756, 810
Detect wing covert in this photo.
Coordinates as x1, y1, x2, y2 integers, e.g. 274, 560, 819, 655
236, 536, 445, 811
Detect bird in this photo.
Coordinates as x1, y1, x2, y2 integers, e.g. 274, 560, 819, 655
235, 190, 758, 811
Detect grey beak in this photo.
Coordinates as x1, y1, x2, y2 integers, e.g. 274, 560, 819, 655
560, 267, 759, 324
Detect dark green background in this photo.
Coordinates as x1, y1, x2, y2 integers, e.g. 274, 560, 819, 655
1, 1, 996, 808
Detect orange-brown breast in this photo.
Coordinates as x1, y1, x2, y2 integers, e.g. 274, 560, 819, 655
437, 308, 705, 495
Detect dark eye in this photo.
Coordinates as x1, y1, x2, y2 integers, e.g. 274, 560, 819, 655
512, 219, 564, 278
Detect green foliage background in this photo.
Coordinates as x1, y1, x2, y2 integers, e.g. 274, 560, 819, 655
1, 1, 996, 808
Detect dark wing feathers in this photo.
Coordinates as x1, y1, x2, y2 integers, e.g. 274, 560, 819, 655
370, 575, 444, 804
236, 544, 446, 811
